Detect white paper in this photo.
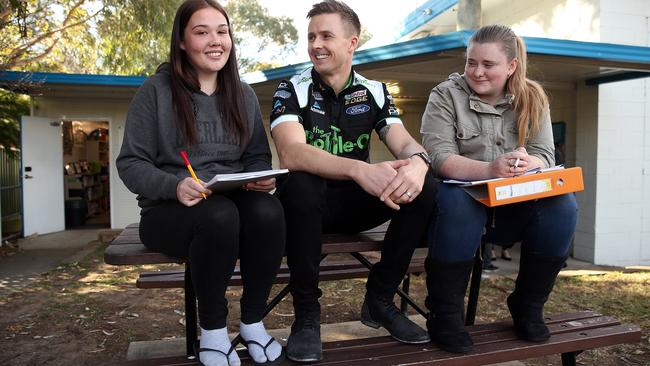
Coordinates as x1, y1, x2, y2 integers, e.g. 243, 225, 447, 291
205, 169, 289, 192
443, 165, 564, 187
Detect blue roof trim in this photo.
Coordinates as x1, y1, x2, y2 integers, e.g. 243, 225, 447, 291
244, 31, 650, 85
399, 0, 458, 38
3, 33, 650, 88
524, 36, 650, 64
0, 70, 146, 87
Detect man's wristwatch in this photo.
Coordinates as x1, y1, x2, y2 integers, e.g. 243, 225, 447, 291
411, 152, 432, 167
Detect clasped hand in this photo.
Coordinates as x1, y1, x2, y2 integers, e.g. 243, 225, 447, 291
490, 147, 529, 178
356, 158, 427, 210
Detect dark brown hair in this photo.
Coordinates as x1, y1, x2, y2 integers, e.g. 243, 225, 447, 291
168, 0, 248, 146
307, 0, 361, 36
469, 24, 549, 146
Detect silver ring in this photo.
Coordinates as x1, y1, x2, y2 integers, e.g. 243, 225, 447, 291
406, 191, 412, 198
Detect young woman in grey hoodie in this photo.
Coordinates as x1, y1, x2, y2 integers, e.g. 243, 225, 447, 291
116, 1, 285, 365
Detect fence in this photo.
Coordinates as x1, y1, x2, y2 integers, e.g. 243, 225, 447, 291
1, 146, 22, 237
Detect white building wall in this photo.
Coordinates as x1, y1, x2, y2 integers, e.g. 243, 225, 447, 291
590, 0, 650, 265
33, 97, 139, 229
594, 79, 648, 265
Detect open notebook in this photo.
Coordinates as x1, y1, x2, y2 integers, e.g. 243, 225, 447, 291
205, 169, 289, 192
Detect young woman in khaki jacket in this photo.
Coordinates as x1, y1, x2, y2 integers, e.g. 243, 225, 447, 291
420, 24, 578, 354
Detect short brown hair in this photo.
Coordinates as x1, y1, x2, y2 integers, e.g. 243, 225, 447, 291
307, 0, 360, 36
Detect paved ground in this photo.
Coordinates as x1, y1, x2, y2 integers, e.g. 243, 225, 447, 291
0, 228, 104, 296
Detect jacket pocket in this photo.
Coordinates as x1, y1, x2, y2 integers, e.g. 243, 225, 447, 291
455, 122, 483, 154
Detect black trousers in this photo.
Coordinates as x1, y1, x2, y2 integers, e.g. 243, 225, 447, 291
276, 171, 435, 316
139, 190, 285, 329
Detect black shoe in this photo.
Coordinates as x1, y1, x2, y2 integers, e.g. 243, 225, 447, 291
482, 263, 499, 271
286, 312, 322, 363
361, 296, 430, 344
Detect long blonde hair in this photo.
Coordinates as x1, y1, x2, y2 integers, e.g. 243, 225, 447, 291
469, 25, 549, 146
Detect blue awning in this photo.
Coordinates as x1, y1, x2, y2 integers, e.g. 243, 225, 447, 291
243, 31, 650, 85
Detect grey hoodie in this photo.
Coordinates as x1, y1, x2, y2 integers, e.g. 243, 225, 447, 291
116, 64, 271, 212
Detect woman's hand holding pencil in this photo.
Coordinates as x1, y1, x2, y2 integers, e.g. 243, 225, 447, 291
178, 150, 210, 206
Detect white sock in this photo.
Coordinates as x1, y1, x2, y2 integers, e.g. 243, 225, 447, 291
199, 327, 241, 366
240, 321, 282, 363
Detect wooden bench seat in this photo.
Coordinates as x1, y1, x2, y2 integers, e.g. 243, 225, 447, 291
137, 258, 425, 289
104, 223, 391, 266
116, 311, 641, 366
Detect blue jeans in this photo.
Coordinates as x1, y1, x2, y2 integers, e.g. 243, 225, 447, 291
428, 182, 578, 262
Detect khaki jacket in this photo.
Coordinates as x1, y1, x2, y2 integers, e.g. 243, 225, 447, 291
420, 73, 554, 176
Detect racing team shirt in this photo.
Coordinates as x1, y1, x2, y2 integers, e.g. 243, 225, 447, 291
269, 67, 403, 162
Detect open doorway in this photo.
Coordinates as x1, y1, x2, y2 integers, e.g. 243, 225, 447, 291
62, 120, 110, 229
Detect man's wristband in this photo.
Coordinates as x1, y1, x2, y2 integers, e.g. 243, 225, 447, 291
410, 152, 432, 167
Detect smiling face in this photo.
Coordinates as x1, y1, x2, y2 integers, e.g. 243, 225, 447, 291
180, 7, 231, 83
464, 42, 518, 104
307, 13, 358, 79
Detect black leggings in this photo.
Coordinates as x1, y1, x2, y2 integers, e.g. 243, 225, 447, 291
139, 190, 285, 329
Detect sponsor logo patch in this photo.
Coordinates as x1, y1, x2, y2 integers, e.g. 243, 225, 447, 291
274, 90, 292, 99
346, 104, 370, 115
344, 90, 367, 100
273, 100, 282, 109
345, 95, 368, 105
271, 106, 286, 115
313, 92, 324, 101
278, 82, 288, 88
310, 106, 325, 115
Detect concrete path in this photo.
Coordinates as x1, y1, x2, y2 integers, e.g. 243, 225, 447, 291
0, 228, 103, 297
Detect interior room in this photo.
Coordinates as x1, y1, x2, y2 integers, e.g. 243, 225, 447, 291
62, 120, 110, 229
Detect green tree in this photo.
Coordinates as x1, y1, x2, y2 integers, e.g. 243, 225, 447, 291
0, 0, 103, 71
224, 0, 298, 71
0, 89, 30, 154
96, 0, 181, 76
2, 0, 297, 75
95, 0, 298, 76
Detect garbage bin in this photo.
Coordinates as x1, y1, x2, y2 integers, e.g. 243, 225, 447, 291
65, 199, 87, 228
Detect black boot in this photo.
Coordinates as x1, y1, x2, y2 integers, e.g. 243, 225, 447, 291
361, 292, 430, 344
425, 258, 475, 353
286, 310, 322, 362
507, 253, 567, 342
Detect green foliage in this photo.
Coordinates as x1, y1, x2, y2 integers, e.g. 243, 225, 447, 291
1, 0, 298, 76
0, 0, 103, 71
96, 0, 182, 76
0, 89, 30, 153
224, 0, 298, 71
